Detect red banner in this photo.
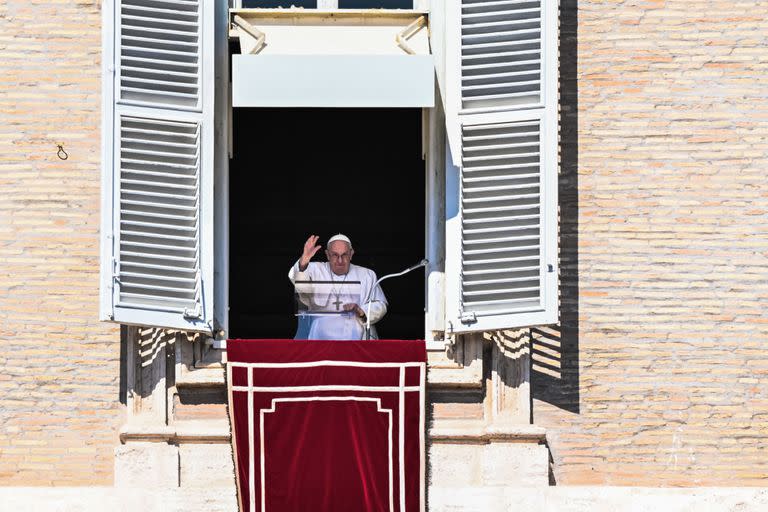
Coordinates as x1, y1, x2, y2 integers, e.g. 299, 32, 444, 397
227, 339, 426, 512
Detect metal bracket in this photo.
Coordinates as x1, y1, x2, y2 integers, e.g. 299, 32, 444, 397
232, 14, 266, 55
395, 15, 426, 55
459, 311, 477, 325
183, 303, 203, 320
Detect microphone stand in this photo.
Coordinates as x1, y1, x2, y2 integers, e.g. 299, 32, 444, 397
364, 259, 429, 341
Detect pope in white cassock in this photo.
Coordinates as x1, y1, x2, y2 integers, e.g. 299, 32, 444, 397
288, 234, 388, 340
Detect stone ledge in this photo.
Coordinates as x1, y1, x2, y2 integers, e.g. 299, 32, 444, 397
175, 367, 226, 387
430, 419, 546, 444
120, 418, 546, 445
429, 486, 768, 512
2, 487, 766, 512
175, 365, 491, 389
120, 419, 231, 443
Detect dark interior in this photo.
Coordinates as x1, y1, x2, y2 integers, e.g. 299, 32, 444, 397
229, 108, 425, 339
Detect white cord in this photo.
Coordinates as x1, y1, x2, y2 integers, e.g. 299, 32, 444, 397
364, 259, 428, 340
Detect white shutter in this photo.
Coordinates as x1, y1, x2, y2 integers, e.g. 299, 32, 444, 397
444, 0, 558, 333
101, 0, 215, 332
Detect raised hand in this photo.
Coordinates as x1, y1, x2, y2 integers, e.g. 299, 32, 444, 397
299, 235, 322, 271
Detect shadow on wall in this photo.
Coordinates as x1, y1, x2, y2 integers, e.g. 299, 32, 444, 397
531, 0, 580, 416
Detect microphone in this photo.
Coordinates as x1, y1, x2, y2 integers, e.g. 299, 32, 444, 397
364, 259, 429, 340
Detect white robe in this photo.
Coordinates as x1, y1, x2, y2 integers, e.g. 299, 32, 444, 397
288, 261, 388, 340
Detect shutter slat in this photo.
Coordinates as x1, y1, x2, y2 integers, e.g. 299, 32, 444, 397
464, 235, 540, 245
462, 79, 540, 92
121, 168, 196, 180
462, 59, 541, 72
463, 265, 539, 277
463, 0, 539, 11
120, 281, 196, 294
463, 183, 538, 194
462, 38, 540, 51
120, 178, 198, 191
463, 213, 540, 225
121, 229, 197, 243
121, 137, 198, 150
122, 15, 199, 30
121, 198, 198, 212
464, 151, 540, 162
464, 223, 538, 235
122, 159, 198, 171
122, 35, 198, 48
116, 295, 187, 310
462, 7, 540, 20
122, 56, 199, 69
121, 219, 197, 232
122, 65, 198, 78
463, 243, 539, 256
122, 45, 198, 58
463, 193, 540, 204
464, 286, 539, 297
462, 48, 540, 62
122, 240, 197, 252
120, 250, 197, 263
461, 28, 540, 41
464, 297, 539, 307
120, 86, 199, 100
122, 261, 197, 273
121, 271, 197, 284
121, 188, 198, 201
463, 254, 540, 265
121, 210, 196, 223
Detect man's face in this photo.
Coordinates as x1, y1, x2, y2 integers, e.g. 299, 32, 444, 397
326, 240, 353, 276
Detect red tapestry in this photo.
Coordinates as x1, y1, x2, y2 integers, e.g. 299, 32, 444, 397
227, 339, 426, 512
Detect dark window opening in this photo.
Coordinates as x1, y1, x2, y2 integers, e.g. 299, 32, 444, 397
229, 108, 425, 340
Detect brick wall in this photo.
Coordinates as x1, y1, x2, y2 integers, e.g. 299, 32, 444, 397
532, 0, 768, 485
0, 1, 123, 485
2, 0, 767, 490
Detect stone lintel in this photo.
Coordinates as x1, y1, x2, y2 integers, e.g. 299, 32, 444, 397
429, 419, 546, 444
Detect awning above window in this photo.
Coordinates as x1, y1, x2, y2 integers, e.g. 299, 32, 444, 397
230, 9, 434, 108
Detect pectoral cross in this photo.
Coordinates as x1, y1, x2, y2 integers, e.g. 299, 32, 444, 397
332, 296, 343, 311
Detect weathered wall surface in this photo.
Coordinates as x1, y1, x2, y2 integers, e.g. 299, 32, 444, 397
0, 1, 123, 485
532, 0, 768, 485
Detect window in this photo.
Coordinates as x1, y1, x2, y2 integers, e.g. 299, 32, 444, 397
101, 0, 559, 340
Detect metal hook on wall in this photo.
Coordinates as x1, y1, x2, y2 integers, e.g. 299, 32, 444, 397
56, 144, 68, 160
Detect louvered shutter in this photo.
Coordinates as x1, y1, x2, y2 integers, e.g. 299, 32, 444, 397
444, 0, 558, 333
100, 0, 215, 332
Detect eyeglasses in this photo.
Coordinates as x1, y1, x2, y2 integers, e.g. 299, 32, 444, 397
328, 252, 351, 261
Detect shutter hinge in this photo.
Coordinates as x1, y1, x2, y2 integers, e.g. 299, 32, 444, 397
459, 311, 477, 325
111, 257, 120, 287
547, 264, 554, 273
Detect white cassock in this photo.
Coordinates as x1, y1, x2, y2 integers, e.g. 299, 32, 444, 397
288, 261, 388, 340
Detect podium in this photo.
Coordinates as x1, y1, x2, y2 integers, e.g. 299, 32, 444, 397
293, 280, 382, 340
227, 339, 426, 512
